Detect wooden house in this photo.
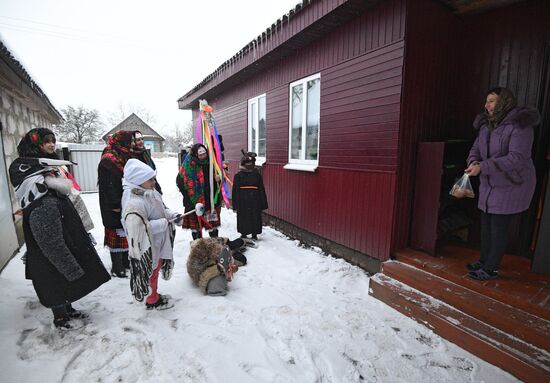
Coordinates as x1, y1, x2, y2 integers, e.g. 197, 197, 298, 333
102, 113, 165, 152
0, 39, 63, 270
178, 1, 550, 380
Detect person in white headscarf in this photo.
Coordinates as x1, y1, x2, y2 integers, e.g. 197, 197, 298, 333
121, 159, 183, 310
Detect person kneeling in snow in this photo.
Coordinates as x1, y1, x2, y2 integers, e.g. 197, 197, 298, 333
121, 159, 183, 310
187, 237, 252, 296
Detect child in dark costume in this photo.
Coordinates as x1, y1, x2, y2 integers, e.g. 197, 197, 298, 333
232, 151, 268, 240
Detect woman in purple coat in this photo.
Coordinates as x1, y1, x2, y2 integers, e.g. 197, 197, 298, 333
464, 87, 541, 280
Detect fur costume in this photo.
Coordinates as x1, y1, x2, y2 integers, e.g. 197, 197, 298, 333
187, 238, 243, 293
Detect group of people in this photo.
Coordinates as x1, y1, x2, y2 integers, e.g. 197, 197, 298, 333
7, 85, 540, 331
8, 126, 268, 329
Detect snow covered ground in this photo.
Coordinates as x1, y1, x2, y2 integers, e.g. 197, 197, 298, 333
0, 157, 519, 383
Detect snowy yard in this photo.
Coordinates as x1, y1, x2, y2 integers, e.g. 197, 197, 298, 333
0, 157, 518, 383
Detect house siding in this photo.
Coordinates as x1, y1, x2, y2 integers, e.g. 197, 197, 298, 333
192, 0, 406, 262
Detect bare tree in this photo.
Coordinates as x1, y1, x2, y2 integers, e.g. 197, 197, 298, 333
54, 106, 104, 143
163, 121, 193, 152
105, 102, 157, 127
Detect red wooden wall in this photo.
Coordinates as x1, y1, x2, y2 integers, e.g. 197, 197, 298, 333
199, 0, 406, 261
393, 0, 462, 251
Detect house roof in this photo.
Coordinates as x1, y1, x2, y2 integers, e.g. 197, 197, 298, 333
0, 39, 63, 122
102, 113, 165, 141
177, 0, 528, 110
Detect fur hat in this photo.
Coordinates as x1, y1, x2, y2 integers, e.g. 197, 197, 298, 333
240, 149, 257, 166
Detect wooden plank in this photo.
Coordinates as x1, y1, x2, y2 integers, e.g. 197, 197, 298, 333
370, 275, 550, 383
382, 261, 550, 352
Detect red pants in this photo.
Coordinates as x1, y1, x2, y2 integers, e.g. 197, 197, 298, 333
145, 262, 162, 304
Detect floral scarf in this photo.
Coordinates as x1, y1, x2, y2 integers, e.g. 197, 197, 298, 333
99, 130, 133, 176
178, 153, 207, 206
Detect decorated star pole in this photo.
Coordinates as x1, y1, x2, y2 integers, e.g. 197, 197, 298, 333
196, 100, 231, 216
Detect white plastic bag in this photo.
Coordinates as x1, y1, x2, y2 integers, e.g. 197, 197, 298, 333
450, 174, 475, 199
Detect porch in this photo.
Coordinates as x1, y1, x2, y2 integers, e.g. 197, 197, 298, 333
369, 245, 550, 382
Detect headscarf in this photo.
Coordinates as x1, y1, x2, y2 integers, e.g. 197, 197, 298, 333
17, 128, 58, 159
99, 130, 134, 176
486, 87, 517, 131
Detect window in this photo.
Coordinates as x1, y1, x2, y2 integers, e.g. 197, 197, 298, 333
285, 73, 320, 172
248, 94, 266, 164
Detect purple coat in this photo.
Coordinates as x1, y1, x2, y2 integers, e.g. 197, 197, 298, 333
467, 107, 540, 214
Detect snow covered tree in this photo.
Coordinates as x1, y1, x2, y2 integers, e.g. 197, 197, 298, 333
106, 102, 157, 127
55, 106, 104, 143
163, 122, 193, 152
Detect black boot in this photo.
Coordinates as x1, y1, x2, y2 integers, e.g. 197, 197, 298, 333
110, 252, 127, 278
191, 231, 202, 240
121, 251, 130, 270
209, 229, 219, 238
52, 304, 71, 330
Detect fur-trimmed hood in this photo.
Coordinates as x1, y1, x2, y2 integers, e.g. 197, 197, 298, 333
473, 107, 541, 131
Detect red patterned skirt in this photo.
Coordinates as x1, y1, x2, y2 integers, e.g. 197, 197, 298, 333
182, 206, 221, 231
104, 227, 128, 251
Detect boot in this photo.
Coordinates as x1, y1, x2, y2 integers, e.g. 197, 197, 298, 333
52, 304, 72, 330
121, 251, 130, 270
209, 229, 219, 238
191, 231, 202, 240
110, 252, 127, 278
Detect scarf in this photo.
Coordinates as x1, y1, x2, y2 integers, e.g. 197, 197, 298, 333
9, 157, 73, 209
99, 130, 133, 176
487, 88, 517, 131
178, 154, 207, 205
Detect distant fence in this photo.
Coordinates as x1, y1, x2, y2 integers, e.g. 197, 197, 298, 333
56, 143, 104, 192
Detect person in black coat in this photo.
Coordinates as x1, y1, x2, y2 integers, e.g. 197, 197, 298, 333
98, 130, 134, 277
232, 151, 268, 240
9, 128, 110, 330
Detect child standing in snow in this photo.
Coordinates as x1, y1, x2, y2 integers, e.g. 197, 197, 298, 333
232, 151, 268, 240
121, 159, 182, 310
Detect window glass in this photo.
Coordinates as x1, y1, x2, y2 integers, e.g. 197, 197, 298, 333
291, 84, 303, 159
306, 78, 320, 160
258, 96, 266, 157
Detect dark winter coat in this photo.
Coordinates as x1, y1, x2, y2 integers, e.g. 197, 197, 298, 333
23, 192, 110, 307
98, 165, 124, 228
467, 107, 540, 214
232, 168, 268, 235
187, 238, 225, 292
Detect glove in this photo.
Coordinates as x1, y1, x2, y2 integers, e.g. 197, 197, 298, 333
129, 249, 152, 302
171, 214, 184, 226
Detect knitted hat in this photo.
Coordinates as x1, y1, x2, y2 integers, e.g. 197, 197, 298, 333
123, 158, 156, 186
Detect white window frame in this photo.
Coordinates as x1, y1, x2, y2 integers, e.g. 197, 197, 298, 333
284, 73, 320, 172
247, 94, 266, 165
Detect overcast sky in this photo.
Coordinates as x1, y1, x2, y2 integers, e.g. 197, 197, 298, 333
0, 0, 300, 135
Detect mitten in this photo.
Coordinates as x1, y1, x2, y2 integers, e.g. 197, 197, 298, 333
161, 259, 174, 280
206, 275, 228, 296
